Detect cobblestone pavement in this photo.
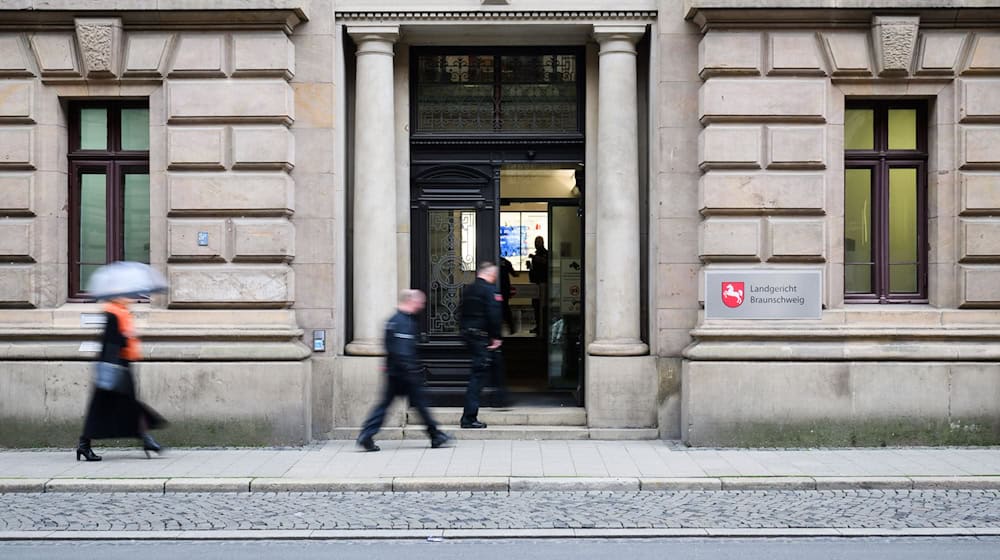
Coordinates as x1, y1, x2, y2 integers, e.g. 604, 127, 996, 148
3, 490, 999, 532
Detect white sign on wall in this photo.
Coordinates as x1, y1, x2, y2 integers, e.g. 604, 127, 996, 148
705, 269, 823, 320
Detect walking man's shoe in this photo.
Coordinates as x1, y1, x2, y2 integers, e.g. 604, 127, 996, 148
357, 436, 380, 452
430, 432, 452, 448
460, 419, 487, 429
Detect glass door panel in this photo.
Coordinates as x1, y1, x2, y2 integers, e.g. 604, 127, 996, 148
427, 209, 478, 336
547, 204, 582, 389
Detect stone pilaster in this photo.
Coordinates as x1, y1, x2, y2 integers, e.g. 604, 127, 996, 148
345, 26, 399, 356
589, 25, 648, 357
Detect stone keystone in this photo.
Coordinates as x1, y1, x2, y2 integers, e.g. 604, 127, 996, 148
872, 15, 919, 77
75, 18, 123, 79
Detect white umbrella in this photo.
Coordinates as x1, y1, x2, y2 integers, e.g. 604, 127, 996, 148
86, 261, 168, 300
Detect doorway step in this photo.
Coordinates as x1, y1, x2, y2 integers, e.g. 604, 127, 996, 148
402, 407, 658, 440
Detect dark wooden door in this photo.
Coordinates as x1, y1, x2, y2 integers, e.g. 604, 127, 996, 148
411, 163, 498, 405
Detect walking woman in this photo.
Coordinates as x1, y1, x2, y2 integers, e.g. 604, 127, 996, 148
76, 297, 167, 461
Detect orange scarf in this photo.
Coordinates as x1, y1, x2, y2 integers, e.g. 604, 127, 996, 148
105, 301, 141, 362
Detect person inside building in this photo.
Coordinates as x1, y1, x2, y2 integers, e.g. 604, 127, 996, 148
498, 256, 519, 335
526, 236, 549, 336
356, 289, 451, 452
459, 262, 503, 429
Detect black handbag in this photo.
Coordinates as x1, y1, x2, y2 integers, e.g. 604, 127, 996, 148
93, 361, 128, 393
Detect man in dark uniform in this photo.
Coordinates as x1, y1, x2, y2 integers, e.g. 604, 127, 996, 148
459, 262, 503, 429
498, 257, 519, 335
527, 236, 549, 336
356, 289, 451, 452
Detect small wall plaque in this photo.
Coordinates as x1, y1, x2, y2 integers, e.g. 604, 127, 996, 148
80, 313, 106, 327
312, 329, 326, 352
197, 231, 209, 246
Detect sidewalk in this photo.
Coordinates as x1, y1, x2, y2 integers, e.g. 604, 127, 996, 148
3, 440, 1000, 493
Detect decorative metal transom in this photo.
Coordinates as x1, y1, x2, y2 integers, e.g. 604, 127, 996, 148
414, 49, 582, 135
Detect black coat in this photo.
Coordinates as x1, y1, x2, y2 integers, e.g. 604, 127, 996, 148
384, 309, 422, 378
499, 258, 518, 301
460, 277, 502, 340
528, 247, 549, 284
81, 311, 166, 440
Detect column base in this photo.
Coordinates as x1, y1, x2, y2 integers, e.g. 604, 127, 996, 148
333, 355, 402, 429
588, 338, 649, 356
586, 354, 657, 428
345, 339, 386, 356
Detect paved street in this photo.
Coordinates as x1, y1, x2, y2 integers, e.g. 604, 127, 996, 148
4, 538, 1000, 560
3, 489, 999, 533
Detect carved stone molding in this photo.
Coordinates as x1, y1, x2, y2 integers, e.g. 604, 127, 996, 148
336, 11, 657, 23
872, 15, 919, 77
75, 17, 122, 79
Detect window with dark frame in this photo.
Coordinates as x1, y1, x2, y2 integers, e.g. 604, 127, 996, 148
412, 48, 584, 136
844, 101, 928, 303
67, 101, 150, 299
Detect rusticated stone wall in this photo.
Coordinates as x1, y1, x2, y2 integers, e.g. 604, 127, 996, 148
955, 33, 1000, 307
697, 32, 829, 289
164, 31, 297, 308
683, 9, 1000, 446
0, 22, 300, 309
695, 24, 1000, 309
0, 35, 53, 307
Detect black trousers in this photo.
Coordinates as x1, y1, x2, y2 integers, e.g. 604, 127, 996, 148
463, 336, 510, 421
463, 335, 490, 422
359, 373, 439, 441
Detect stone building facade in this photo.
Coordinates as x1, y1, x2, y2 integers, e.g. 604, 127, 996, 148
0, 0, 998, 447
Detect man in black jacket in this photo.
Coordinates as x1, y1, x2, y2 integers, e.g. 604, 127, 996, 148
356, 289, 450, 452
460, 262, 503, 429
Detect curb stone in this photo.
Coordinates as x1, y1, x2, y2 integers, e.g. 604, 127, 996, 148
392, 477, 508, 492
813, 477, 912, 490
2, 475, 1000, 494
640, 477, 723, 491
508, 477, 639, 492
2, 527, 1000, 540
0, 479, 47, 493
720, 477, 816, 490
250, 478, 393, 492
164, 478, 252, 493
44, 478, 167, 493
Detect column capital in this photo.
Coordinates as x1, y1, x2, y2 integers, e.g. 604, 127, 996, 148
592, 24, 646, 49
347, 24, 400, 46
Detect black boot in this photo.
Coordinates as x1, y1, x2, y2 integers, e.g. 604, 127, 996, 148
142, 433, 162, 458
76, 437, 101, 462
356, 435, 380, 452
430, 431, 452, 449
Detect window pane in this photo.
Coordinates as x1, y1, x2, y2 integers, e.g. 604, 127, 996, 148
890, 264, 918, 293
416, 55, 495, 133
845, 264, 872, 294
79, 173, 107, 289
888, 109, 917, 150
121, 108, 150, 151
80, 109, 107, 150
845, 109, 874, 150
427, 209, 477, 335
845, 168, 873, 294
500, 54, 578, 133
123, 173, 150, 263
889, 168, 918, 293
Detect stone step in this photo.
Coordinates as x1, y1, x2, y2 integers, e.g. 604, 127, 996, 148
402, 426, 659, 441
407, 407, 587, 427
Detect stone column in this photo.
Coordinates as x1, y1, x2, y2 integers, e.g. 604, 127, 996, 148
346, 26, 399, 356
589, 25, 648, 357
